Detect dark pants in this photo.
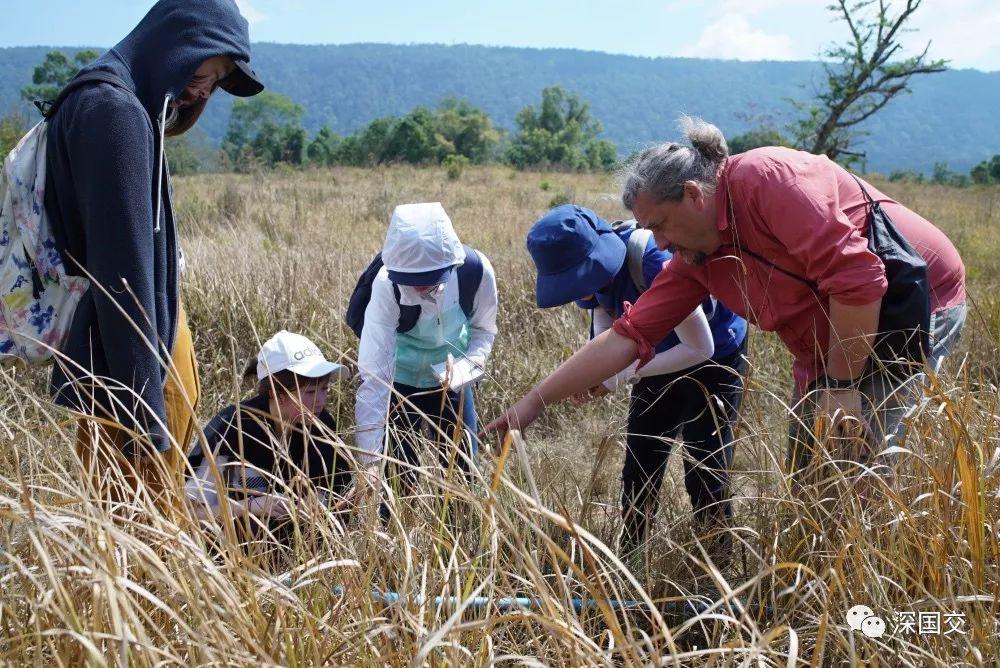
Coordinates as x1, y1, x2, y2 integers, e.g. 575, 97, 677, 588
621, 343, 746, 551
382, 383, 477, 516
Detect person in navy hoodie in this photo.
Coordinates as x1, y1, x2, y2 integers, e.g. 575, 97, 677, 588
43, 0, 265, 510
526, 205, 748, 553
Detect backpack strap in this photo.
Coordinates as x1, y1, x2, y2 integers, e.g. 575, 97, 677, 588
625, 227, 651, 293
847, 171, 884, 236
848, 172, 875, 205
722, 242, 819, 292
456, 244, 484, 319
392, 283, 421, 334
35, 71, 132, 119
612, 219, 651, 293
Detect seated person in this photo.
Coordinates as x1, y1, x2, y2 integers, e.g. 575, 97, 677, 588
185, 331, 353, 539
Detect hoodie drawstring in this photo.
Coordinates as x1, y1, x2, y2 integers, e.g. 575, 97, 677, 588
154, 93, 171, 233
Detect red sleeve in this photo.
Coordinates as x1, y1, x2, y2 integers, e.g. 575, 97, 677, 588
612, 259, 708, 367
751, 158, 887, 305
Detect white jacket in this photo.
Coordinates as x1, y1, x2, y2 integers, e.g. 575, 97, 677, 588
354, 203, 498, 464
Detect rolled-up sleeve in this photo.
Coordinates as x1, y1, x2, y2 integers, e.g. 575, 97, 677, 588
611, 260, 707, 366
753, 162, 887, 305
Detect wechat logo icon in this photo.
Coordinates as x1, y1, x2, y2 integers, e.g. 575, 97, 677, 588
847, 604, 886, 639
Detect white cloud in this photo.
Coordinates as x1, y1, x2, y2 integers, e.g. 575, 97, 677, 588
679, 13, 797, 61
235, 0, 267, 25
907, 0, 1000, 71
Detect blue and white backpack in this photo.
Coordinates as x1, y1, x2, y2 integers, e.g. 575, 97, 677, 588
0, 72, 127, 365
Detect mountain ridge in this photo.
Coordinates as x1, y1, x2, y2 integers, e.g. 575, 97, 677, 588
2, 42, 997, 173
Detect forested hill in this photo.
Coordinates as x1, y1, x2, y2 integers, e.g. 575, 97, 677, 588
2, 43, 998, 174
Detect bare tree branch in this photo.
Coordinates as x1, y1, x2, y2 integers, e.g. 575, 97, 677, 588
794, 0, 946, 163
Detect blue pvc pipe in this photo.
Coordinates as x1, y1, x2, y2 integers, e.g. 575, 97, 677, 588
331, 586, 711, 615
373, 590, 646, 611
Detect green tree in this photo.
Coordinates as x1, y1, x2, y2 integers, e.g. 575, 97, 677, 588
223, 91, 305, 166
0, 113, 29, 157
247, 122, 290, 167
443, 154, 470, 181
164, 127, 216, 176
334, 117, 395, 166
166, 138, 203, 176
380, 107, 438, 164
306, 126, 340, 166
324, 100, 500, 168
931, 162, 968, 187
21, 49, 101, 103
969, 155, 1000, 185
434, 98, 501, 163
728, 127, 792, 154
791, 0, 946, 164
888, 169, 924, 184
584, 139, 617, 170
507, 86, 616, 171
280, 125, 308, 165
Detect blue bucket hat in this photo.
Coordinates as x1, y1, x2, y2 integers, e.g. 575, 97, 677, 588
526, 205, 626, 308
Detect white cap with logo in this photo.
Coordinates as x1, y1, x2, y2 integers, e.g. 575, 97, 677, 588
256, 330, 350, 381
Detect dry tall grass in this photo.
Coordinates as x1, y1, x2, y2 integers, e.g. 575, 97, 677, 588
1, 165, 998, 665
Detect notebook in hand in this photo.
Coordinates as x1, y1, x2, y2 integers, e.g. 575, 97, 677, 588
430, 355, 484, 391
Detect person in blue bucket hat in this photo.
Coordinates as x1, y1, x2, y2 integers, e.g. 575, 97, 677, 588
526, 204, 748, 555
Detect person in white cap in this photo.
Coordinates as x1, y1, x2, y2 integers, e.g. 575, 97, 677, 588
185, 331, 353, 540
352, 202, 498, 510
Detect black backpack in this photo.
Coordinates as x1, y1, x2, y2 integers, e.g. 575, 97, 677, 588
345, 244, 484, 338
857, 177, 931, 368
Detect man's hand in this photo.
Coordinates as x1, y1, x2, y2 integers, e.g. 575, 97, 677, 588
483, 391, 545, 441
817, 387, 864, 425
815, 387, 872, 460
331, 489, 355, 512
342, 465, 380, 510
252, 493, 293, 520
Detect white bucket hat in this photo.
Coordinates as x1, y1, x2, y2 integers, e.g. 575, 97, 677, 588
381, 202, 466, 283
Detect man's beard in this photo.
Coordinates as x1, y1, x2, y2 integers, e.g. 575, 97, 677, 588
680, 249, 708, 266
667, 243, 708, 266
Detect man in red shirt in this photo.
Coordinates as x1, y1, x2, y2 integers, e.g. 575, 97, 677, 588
486, 117, 966, 496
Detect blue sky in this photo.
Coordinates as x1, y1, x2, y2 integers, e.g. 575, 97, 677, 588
2, 0, 998, 71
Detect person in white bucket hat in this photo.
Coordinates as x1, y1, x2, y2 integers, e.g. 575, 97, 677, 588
185, 331, 353, 545
350, 202, 498, 518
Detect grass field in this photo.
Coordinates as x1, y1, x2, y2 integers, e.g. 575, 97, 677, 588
1, 165, 998, 665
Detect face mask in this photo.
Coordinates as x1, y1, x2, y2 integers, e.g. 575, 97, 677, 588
416, 283, 445, 301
